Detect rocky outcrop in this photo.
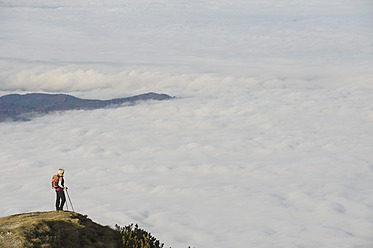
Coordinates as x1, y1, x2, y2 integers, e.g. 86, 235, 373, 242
0, 211, 118, 248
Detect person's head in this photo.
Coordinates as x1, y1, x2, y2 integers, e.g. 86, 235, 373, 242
57, 169, 65, 177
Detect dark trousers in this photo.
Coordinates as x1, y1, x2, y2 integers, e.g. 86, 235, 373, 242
56, 190, 66, 210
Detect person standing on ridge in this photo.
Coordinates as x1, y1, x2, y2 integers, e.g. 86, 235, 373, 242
53, 169, 68, 211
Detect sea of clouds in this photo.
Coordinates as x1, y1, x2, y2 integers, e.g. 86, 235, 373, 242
1, 0, 373, 247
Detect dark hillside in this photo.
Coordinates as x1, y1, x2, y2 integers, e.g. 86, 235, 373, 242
0, 92, 173, 121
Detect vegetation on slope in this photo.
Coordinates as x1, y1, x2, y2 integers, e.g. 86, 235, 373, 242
0, 211, 117, 248
115, 224, 164, 248
0, 211, 168, 248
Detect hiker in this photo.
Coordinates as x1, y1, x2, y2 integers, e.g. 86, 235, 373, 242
53, 169, 68, 211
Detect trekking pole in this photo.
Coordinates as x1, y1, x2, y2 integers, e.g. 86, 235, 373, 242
66, 189, 75, 212
66, 198, 69, 211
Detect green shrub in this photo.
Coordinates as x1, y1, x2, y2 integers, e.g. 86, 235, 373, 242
115, 223, 164, 248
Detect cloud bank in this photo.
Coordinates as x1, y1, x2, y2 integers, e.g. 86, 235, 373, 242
1, 84, 372, 247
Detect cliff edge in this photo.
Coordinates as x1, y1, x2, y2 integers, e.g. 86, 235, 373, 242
0, 211, 118, 248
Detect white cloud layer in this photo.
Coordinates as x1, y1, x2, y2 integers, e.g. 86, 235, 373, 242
0, 0, 373, 247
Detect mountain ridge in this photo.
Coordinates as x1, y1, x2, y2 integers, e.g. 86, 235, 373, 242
0, 211, 168, 248
0, 92, 173, 121
0, 211, 118, 248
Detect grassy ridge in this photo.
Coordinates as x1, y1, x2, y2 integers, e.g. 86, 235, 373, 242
0, 211, 117, 248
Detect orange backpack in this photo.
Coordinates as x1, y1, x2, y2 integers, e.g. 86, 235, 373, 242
52, 175, 59, 188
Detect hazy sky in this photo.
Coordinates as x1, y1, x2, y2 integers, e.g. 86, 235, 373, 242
1, 0, 372, 93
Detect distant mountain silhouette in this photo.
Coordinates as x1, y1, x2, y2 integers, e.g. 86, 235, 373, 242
0, 92, 173, 121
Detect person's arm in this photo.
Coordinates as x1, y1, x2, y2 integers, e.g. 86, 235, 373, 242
58, 178, 67, 189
